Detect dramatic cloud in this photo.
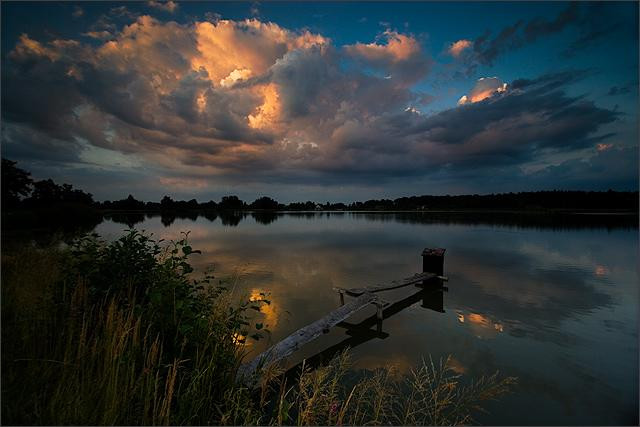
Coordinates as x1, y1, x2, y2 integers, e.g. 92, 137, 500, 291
469, 3, 579, 67
446, 2, 638, 81
457, 76, 507, 105
1, 12, 635, 199
343, 29, 431, 85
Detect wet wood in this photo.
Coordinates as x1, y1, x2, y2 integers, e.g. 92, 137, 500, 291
237, 292, 379, 383
345, 271, 436, 296
281, 287, 444, 383
237, 247, 447, 386
423, 248, 446, 276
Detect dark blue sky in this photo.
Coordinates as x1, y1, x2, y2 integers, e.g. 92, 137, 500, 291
1, 1, 638, 201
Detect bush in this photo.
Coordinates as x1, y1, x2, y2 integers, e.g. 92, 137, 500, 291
1, 229, 516, 425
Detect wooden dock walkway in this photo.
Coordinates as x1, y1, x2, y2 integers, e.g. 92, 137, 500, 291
236, 247, 446, 385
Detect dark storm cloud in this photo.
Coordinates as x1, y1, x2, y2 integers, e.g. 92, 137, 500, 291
391, 72, 619, 170
453, 3, 633, 74
465, 3, 579, 67
2, 122, 83, 164
560, 2, 637, 58
0, 12, 635, 196
528, 145, 639, 191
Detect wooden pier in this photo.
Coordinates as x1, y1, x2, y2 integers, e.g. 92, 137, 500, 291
236, 247, 447, 385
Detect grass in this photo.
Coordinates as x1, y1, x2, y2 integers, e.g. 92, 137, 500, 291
1, 229, 516, 425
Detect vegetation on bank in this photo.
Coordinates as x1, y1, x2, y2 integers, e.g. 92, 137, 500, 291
2, 229, 516, 425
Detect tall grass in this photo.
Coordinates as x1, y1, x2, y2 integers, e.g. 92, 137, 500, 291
2, 230, 516, 425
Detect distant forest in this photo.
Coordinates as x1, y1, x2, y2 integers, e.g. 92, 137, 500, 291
3, 158, 639, 215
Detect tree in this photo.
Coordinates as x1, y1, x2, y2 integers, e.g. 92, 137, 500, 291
160, 195, 175, 210
218, 195, 245, 210
108, 194, 145, 210
2, 158, 33, 208
30, 179, 63, 204
249, 196, 279, 210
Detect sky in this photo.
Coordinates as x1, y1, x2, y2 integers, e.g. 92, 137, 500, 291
1, 1, 638, 202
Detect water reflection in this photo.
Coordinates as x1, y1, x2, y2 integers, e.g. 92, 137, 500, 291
251, 211, 279, 225
285, 286, 446, 379
103, 210, 637, 231
94, 213, 638, 425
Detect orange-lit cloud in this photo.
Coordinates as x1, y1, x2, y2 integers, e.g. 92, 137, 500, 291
82, 30, 113, 40
249, 289, 279, 329
346, 30, 420, 63
448, 39, 472, 57
191, 19, 327, 85
4, 14, 626, 197
457, 311, 505, 337
248, 83, 282, 129
10, 34, 61, 61
344, 30, 431, 85
597, 143, 613, 152
458, 77, 508, 105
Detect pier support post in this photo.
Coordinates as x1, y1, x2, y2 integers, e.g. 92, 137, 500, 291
333, 287, 346, 306
422, 248, 446, 286
422, 248, 445, 276
372, 298, 388, 321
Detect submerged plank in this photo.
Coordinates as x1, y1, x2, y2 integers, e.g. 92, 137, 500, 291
345, 271, 436, 296
237, 292, 378, 383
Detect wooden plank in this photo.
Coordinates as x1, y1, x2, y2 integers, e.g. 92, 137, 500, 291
341, 287, 445, 333
237, 292, 378, 384
345, 271, 436, 296
275, 288, 443, 385
237, 271, 442, 385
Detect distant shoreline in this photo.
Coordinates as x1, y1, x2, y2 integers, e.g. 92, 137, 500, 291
97, 208, 639, 215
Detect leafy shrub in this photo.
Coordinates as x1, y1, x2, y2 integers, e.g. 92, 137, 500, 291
2, 229, 515, 425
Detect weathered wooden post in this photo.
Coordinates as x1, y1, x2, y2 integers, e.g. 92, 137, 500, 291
375, 302, 384, 320
422, 248, 446, 276
333, 287, 346, 306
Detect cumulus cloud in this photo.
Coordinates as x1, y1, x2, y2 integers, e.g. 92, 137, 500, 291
1, 14, 632, 196
343, 29, 431, 85
457, 77, 507, 105
447, 39, 471, 57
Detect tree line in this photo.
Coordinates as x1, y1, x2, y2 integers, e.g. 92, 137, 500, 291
3, 158, 638, 214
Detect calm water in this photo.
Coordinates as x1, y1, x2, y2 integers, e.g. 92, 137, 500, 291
96, 212, 638, 425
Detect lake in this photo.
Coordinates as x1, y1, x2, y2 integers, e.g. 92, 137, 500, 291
95, 212, 638, 425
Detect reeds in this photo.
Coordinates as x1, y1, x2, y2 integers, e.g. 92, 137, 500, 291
2, 230, 516, 425
253, 350, 516, 426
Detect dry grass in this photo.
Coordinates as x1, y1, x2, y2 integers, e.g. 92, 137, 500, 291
1, 231, 516, 425
255, 350, 517, 426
